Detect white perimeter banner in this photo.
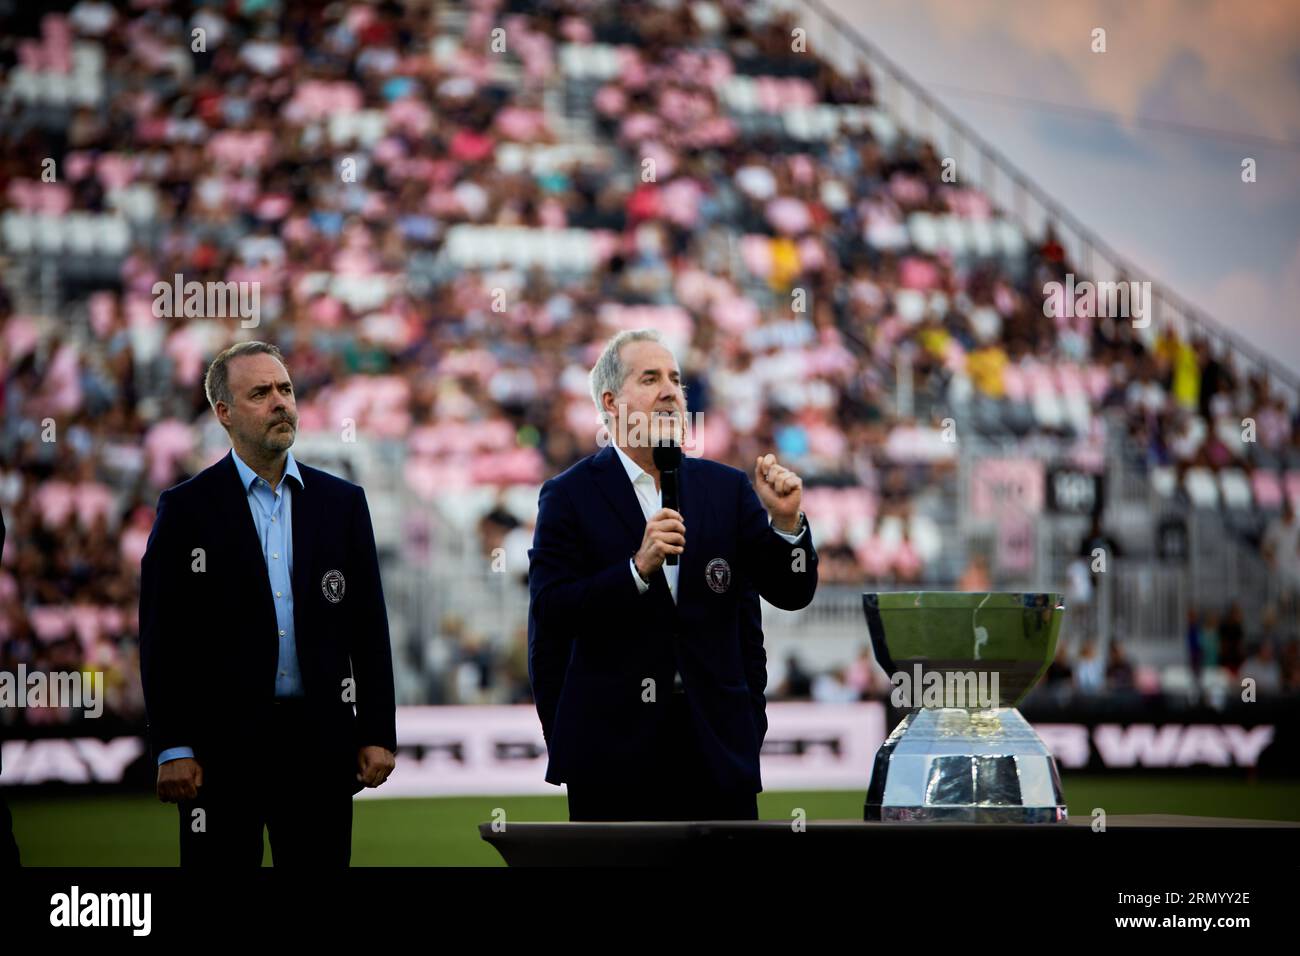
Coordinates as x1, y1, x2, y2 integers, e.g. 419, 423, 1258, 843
358, 702, 887, 799
3, 707, 1275, 792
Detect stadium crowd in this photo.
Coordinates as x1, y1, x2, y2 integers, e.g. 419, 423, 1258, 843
1, 0, 1298, 723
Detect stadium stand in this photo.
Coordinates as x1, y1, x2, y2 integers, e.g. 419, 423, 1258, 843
1, 0, 1299, 722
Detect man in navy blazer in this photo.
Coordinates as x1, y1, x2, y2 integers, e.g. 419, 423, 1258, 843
528, 329, 819, 821
139, 341, 396, 866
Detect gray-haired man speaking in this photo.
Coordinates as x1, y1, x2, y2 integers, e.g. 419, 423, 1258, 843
527, 329, 819, 821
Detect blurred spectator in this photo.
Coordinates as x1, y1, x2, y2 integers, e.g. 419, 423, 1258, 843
812, 667, 858, 703
1073, 639, 1104, 693
845, 644, 887, 700
1262, 499, 1300, 609
1105, 641, 1135, 691
1186, 607, 1203, 674
1219, 601, 1246, 673
1240, 641, 1282, 696
1044, 643, 1073, 687
778, 653, 813, 700
1198, 609, 1221, 671
1078, 514, 1123, 564
957, 553, 991, 591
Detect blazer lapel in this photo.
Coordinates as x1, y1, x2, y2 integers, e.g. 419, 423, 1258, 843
590, 444, 652, 550
590, 444, 677, 619
675, 455, 707, 611
215, 450, 278, 631
289, 465, 316, 648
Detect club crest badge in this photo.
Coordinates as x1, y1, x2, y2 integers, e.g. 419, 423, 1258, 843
705, 557, 731, 594
321, 569, 346, 604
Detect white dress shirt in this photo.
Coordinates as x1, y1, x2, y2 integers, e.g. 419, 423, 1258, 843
613, 442, 805, 692
612, 443, 805, 601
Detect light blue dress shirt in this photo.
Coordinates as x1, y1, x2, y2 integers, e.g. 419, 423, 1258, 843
157, 449, 306, 766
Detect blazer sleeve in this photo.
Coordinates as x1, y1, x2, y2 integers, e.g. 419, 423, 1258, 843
733, 470, 819, 611
139, 489, 199, 762
738, 581, 769, 744
347, 486, 397, 752
527, 476, 643, 740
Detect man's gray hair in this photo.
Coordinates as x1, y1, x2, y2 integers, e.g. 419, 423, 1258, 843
589, 328, 673, 427
204, 340, 286, 412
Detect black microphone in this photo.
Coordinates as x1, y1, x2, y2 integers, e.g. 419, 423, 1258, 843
652, 440, 683, 566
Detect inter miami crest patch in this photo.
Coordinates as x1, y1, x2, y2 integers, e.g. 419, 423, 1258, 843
705, 557, 731, 594
321, 569, 346, 604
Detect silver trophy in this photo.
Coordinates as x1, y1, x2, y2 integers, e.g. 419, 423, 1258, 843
862, 592, 1068, 823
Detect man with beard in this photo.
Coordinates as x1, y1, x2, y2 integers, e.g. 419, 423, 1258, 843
528, 329, 819, 821
140, 341, 396, 866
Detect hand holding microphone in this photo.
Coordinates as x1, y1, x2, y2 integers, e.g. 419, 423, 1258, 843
634, 508, 685, 581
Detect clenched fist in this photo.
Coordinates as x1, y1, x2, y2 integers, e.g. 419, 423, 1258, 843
755, 454, 803, 532
633, 507, 685, 581
157, 757, 203, 803
357, 745, 396, 787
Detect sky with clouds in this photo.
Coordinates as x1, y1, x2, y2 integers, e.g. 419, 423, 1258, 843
822, 0, 1300, 378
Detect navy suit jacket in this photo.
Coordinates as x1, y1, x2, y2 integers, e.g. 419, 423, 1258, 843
527, 444, 818, 793
139, 450, 396, 795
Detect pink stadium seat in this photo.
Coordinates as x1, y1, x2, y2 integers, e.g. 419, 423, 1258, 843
1286, 471, 1300, 509
29, 606, 73, 643
1252, 470, 1284, 509
1001, 363, 1028, 402
1055, 363, 1085, 396
1084, 364, 1110, 401
740, 234, 773, 280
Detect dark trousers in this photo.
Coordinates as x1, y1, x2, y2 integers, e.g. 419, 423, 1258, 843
178, 700, 353, 867
566, 691, 759, 822
0, 795, 19, 866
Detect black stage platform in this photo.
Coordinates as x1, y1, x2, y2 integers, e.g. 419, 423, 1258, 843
479, 815, 1300, 866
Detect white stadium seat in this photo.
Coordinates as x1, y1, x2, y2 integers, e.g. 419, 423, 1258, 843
939, 215, 968, 256
1200, 667, 1233, 696
35, 215, 65, 253
98, 217, 130, 255
1160, 665, 1196, 695
66, 213, 97, 254
1218, 469, 1253, 510
2, 212, 34, 253
864, 109, 898, 147
909, 514, 942, 563
1150, 466, 1177, 498
893, 289, 926, 325
1183, 467, 1220, 509
968, 218, 998, 256
995, 219, 1026, 256
907, 213, 938, 253
876, 514, 904, 548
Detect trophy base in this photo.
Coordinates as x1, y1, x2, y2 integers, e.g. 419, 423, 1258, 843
865, 708, 1068, 824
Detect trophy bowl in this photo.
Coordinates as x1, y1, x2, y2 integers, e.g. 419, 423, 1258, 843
861, 592, 1068, 824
